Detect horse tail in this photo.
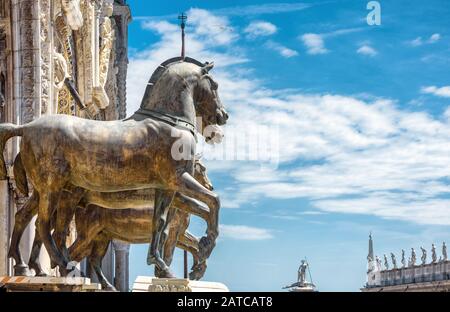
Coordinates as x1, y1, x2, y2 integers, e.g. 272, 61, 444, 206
0, 123, 22, 179
13, 152, 29, 196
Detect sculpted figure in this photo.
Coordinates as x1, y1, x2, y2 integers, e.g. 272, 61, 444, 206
53, 49, 70, 90
1, 59, 228, 277
376, 255, 382, 271
431, 244, 437, 263
390, 253, 397, 269
297, 260, 308, 286
61, 0, 83, 30
420, 246, 427, 265
383, 254, 389, 270
410, 248, 416, 266
443, 242, 447, 261
401, 249, 406, 268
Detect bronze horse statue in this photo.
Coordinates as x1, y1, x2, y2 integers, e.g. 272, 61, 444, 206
0, 58, 228, 277
16, 159, 213, 290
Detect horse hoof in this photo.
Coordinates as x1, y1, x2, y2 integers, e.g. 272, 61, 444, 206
35, 271, 48, 277
14, 263, 31, 276
189, 262, 207, 280
157, 268, 175, 279
199, 236, 216, 259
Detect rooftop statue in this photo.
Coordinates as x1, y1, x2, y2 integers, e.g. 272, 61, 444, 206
384, 254, 389, 270
410, 248, 416, 266
283, 259, 316, 291
376, 255, 382, 271
431, 244, 437, 263
401, 249, 406, 268
442, 242, 447, 262
390, 253, 397, 269
420, 247, 427, 265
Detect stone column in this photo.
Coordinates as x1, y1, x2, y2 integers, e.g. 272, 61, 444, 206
113, 240, 130, 292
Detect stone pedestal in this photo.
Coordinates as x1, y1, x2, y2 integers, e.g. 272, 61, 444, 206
132, 276, 229, 292
0, 276, 102, 292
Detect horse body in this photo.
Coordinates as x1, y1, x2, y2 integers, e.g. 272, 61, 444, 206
20, 115, 193, 192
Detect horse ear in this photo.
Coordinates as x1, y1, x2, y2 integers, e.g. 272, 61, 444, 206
202, 62, 214, 74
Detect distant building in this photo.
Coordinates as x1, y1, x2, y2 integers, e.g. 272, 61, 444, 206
362, 234, 450, 292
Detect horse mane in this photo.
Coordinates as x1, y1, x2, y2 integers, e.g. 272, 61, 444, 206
139, 57, 207, 109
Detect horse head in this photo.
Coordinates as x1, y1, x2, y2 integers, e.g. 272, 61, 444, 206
139, 59, 228, 143
194, 157, 213, 191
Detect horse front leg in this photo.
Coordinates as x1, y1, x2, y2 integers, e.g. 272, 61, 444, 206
7, 191, 39, 276
146, 189, 175, 278
37, 191, 70, 276
176, 172, 220, 260
53, 188, 85, 265
177, 231, 207, 280
28, 225, 47, 277
88, 239, 117, 291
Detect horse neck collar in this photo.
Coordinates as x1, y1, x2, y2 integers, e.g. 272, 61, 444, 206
135, 108, 197, 138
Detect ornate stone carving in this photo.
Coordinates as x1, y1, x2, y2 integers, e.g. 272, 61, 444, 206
40, 0, 52, 115
93, 2, 114, 110
61, 0, 84, 30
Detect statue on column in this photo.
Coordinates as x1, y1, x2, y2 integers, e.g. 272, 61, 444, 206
297, 260, 308, 286
443, 242, 447, 261
401, 249, 406, 268
420, 246, 427, 265
383, 254, 389, 270
410, 248, 416, 266
390, 253, 397, 269
431, 244, 437, 263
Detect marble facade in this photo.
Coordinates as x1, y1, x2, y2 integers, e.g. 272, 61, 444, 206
0, 0, 131, 291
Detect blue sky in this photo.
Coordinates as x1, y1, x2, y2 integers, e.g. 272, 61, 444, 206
125, 0, 450, 291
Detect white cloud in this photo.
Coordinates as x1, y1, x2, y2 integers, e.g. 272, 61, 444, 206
128, 9, 450, 226
301, 33, 327, 55
428, 33, 441, 43
357, 45, 377, 56
421, 86, 450, 98
265, 40, 298, 58
300, 28, 364, 55
219, 224, 274, 240
244, 21, 277, 38
408, 33, 441, 46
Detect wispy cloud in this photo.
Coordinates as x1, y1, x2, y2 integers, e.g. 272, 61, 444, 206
134, 2, 313, 21
300, 28, 365, 55
357, 45, 378, 57
220, 224, 274, 240
408, 33, 441, 47
421, 86, 450, 98
265, 40, 298, 58
244, 21, 277, 39
210, 2, 312, 17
